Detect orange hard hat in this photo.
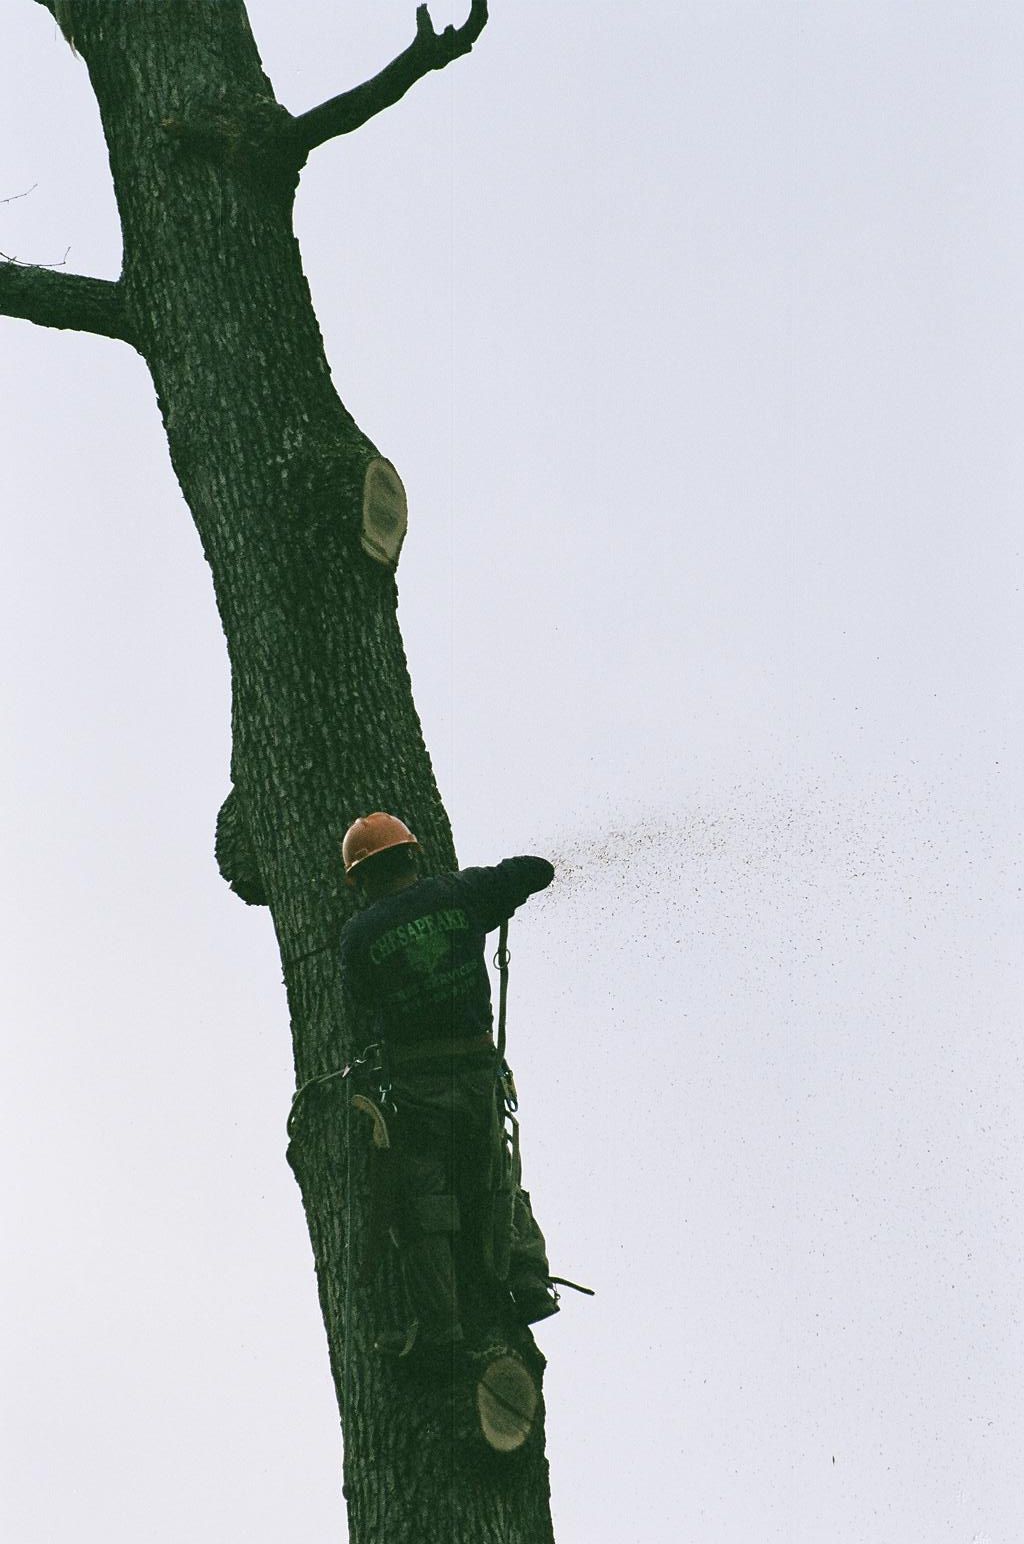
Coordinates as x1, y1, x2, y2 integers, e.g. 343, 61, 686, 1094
341, 811, 418, 880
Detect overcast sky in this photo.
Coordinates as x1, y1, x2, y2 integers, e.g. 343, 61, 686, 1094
2, 3, 1022, 1541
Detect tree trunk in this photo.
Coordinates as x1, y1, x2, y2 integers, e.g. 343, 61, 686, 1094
16, 2, 554, 1538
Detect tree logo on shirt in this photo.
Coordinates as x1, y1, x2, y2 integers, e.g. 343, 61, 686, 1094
404, 930, 449, 977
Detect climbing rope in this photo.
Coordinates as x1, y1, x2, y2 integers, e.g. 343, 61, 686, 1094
280, 937, 335, 971
342, 1091, 354, 1500
286, 1043, 386, 1138
286, 1066, 348, 1139
493, 919, 510, 1064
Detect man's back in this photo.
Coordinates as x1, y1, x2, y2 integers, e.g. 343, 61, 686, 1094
339, 856, 553, 1045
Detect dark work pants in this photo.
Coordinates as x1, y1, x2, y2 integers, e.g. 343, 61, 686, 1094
391, 1058, 551, 1341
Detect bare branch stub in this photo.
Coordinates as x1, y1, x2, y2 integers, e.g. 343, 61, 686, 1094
292, 0, 489, 154
0, 261, 132, 343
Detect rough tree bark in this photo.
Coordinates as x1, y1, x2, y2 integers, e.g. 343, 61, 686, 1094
6, 3, 556, 1540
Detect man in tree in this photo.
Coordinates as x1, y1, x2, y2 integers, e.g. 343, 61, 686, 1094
339, 812, 560, 1354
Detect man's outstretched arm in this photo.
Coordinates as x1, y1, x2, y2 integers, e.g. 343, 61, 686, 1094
458, 856, 554, 932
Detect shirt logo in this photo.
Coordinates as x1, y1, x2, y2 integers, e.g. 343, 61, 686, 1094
403, 930, 449, 977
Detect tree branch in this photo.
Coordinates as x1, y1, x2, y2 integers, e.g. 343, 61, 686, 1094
291, 0, 488, 154
0, 261, 131, 343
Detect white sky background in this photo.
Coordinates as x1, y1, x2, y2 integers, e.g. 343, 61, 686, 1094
1, 2, 1022, 1540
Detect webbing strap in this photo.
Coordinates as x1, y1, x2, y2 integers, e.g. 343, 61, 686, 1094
495, 919, 510, 1064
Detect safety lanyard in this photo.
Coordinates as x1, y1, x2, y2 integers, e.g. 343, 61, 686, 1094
495, 919, 510, 1064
